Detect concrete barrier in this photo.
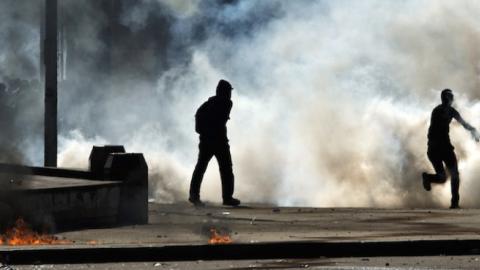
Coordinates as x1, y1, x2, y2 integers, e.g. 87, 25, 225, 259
0, 145, 148, 231
104, 153, 148, 225
89, 145, 125, 178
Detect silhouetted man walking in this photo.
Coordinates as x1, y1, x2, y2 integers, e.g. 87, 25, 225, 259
423, 89, 479, 209
189, 80, 240, 207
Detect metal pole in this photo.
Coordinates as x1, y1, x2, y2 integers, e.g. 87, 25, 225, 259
44, 0, 57, 167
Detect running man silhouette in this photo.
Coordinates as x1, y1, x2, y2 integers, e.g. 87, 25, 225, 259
189, 79, 241, 207
423, 89, 479, 209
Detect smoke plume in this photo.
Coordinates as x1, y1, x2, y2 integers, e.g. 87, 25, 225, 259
0, 1, 43, 164
2, 0, 480, 208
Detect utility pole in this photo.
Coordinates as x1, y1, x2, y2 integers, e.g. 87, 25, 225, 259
44, 0, 57, 167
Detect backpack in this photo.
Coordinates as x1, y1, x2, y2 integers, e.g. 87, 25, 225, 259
195, 99, 213, 134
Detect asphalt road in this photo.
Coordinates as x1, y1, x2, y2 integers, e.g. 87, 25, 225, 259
7, 256, 480, 269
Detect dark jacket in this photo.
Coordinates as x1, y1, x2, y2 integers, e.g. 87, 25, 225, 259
196, 96, 232, 142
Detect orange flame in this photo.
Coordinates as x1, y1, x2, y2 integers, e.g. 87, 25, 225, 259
208, 228, 232, 244
1, 218, 71, 245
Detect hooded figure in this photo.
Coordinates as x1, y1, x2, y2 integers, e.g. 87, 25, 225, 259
189, 79, 241, 207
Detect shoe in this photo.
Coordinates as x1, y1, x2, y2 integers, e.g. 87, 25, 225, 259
223, 197, 241, 206
422, 173, 431, 191
449, 203, 460, 209
189, 197, 205, 207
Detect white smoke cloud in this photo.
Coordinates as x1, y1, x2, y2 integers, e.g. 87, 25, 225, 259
3, 0, 480, 208
161, 0, 480, 207
58, 130, 108, 169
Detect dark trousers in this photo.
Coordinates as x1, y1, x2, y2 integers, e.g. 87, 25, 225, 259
189, 140, 234, 200
424, 146, 459, 206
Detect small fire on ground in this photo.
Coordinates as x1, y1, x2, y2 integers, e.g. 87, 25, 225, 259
208, 228, 232, 244
0, 218, 71, 245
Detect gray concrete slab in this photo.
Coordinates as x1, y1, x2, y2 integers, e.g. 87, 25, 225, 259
3, 203, 480, 265
0, 175, 123, 231
0, 173, 120, 190
56, 203, 480, 246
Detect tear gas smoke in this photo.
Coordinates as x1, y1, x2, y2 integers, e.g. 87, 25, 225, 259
0, 1, 43, 164
2, 0, 480, 208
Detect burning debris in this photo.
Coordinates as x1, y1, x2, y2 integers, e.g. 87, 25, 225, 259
0, 218, 70, 246
208, 228, 232, 245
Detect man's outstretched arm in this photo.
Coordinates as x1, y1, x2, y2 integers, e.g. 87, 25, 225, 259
454, 112, 480, 142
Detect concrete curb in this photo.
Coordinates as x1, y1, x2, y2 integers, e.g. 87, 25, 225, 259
2, 239, 480, 264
